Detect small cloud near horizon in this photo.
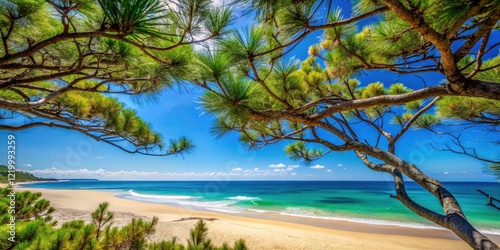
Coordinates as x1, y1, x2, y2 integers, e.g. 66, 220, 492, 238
268, 163, 286, 168
442, 171, 470, 175
232, 167, 243, 171
23, 163, 33, 167
326, 169, 332, 172
95, 156, 104, 160
310, 164, 325, 169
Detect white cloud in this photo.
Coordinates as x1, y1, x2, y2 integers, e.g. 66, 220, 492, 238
28, 167, 306, 180
291, 172, 297, 176
95, 157, 104, 160
326, 169, 332, 173
254, 168, 259, 171
286, 165, 300, 171
23, 163, 32, 167
269, 163, 286, 168
441, 171, 469, 176
337, 164, 343, 167
310, 164, 325, 169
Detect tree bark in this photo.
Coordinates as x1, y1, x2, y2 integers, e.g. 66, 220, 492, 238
352, 142, 500, 249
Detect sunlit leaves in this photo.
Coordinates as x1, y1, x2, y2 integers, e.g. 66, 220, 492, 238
285, 141, 324, 163
195, 49, 233, 81
361, 82, 386, 98
413, 114, 440, 128
460, 54, 500, 83
429, 0, 470, 32
201, 75, 256, 120
168, 0, 210, 38
308, 44, 320, 56
325, 9, 356, 42
405, 100, 423, 111
388, 83, 412, 95
204, 5, 234, 36
221, 25, 266, 61
98, 0, 166, 39
352, 0, 385, 14
166, 136, 194, 156
437, 96, 500, 125
0, 0, 239, 157
0, 0, 44, 23
53, 91, 168, 149
276, 2, 314, 36
370, 17, 422, 60
101, 38, 135, 64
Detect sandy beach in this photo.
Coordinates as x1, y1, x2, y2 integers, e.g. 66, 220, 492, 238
12, 186, 499, 250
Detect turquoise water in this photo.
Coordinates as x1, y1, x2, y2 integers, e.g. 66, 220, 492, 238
22, 180, 500, 233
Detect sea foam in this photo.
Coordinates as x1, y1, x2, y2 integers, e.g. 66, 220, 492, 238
124, 190, 242, 213
228, 196, 261, 201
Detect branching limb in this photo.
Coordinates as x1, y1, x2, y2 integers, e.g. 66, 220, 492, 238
392, 97, 441, 143
431, 134, 500, 165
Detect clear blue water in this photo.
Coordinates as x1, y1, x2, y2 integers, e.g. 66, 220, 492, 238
22, 180, 500, 233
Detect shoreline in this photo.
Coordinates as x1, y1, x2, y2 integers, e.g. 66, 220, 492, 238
116, 188, 500, 238
115, 191, 487, 240
15, 186, 500, 249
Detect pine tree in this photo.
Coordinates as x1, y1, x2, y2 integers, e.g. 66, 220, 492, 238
195, 0, 500, 249
0, 0, 233, 156
91, 202, 114, 240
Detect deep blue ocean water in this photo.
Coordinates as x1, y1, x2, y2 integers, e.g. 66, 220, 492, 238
22, 180, 500, 233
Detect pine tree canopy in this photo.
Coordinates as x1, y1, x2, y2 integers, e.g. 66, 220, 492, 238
193, 1, 500, 248
0, 0, 234, 155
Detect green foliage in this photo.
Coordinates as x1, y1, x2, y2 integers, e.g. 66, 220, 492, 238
91, 202, 114, 240
0, 165, 56, 183
98, 0, 166, 39
0, 188, 55, 224
484, 165, 500, 182
187, 220, 210, 248
0, 0, 232, 156
437, 97, 500, 125
193, 1, 499, 189
221, 25, 267, 61
201, 75, 256, 120
388, 83, 412, 95
285, 142, 324, 163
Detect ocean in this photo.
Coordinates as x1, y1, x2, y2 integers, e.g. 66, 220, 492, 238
21, 180, 500, 234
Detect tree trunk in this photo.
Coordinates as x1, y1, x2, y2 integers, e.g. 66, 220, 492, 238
353, 142, 500, 249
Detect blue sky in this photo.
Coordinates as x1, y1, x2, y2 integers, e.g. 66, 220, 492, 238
1, 83, 496, 181
0, 1, 498, 182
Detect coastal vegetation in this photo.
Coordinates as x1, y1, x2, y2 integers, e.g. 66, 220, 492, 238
0, 188, 248, 250
0, 0, 499, 249
0, 165, 56, 183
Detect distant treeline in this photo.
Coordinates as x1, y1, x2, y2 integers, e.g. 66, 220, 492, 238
0, 165, 57, 183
